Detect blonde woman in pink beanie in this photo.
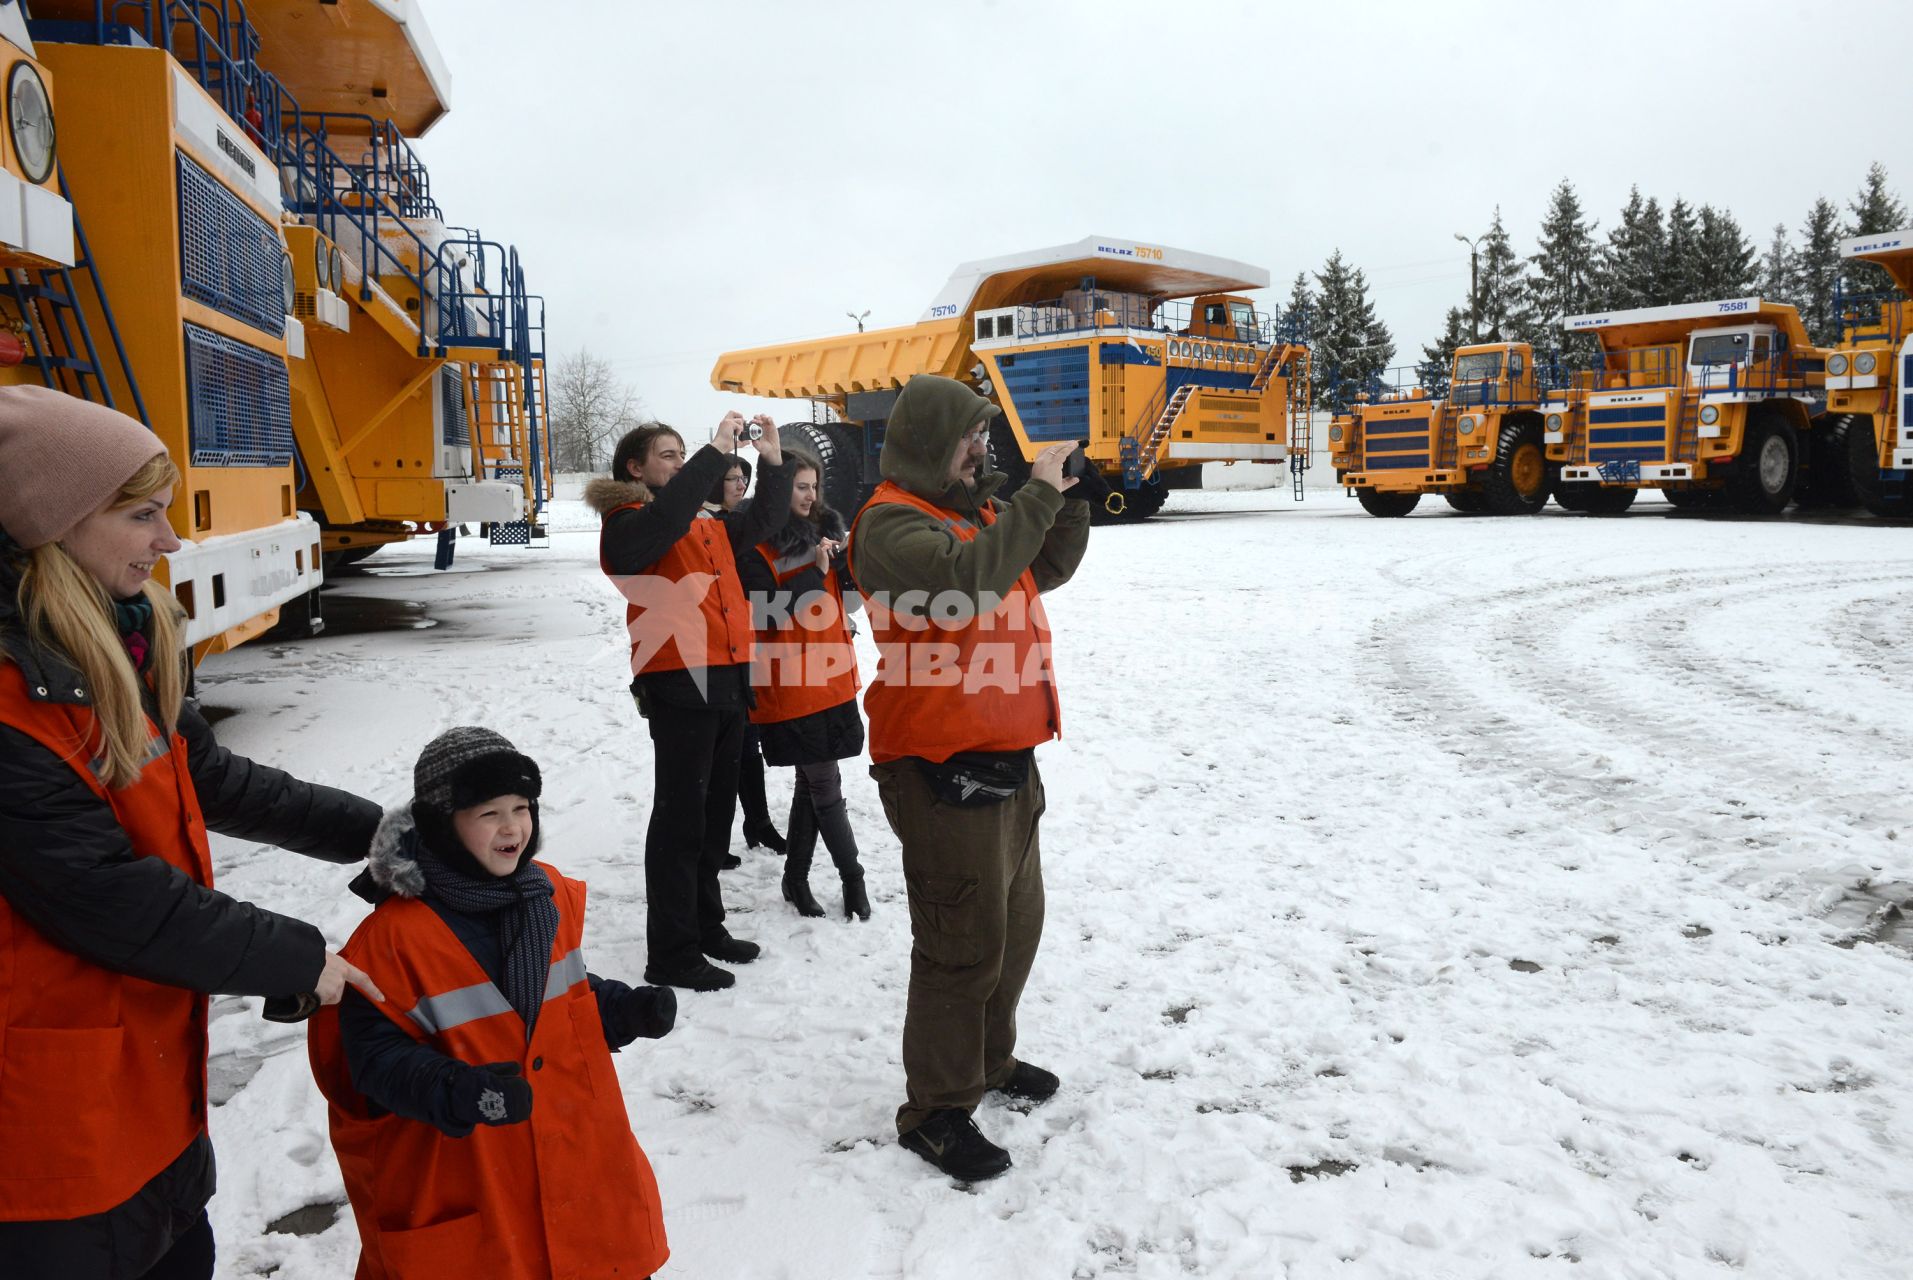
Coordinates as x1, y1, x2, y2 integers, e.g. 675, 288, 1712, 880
0, 386, 387, 1280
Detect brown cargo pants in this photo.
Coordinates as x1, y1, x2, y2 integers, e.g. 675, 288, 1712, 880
872, 756, 1047, 1136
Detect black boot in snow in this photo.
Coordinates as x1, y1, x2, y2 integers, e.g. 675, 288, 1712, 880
738, 739, 786, 852
815, 796, 871, 921
782, 793, 824, 918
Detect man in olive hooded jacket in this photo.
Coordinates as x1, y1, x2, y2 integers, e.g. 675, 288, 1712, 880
848, 373, 1089, 1181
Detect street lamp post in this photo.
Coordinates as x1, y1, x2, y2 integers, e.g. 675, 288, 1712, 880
1453, 232, 1482, 343
847, 309, 870, 333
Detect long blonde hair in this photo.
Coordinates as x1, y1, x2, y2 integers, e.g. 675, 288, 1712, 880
18, 454, 185, 789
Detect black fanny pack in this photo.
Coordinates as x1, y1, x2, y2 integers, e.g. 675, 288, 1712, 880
914, 749, 1031, 807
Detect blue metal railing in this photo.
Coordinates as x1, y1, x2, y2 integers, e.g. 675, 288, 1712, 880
983, 290, 1277, 347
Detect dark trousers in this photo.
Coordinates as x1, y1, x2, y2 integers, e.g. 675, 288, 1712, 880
141, 1214, 214, 1280
644, 699, 745, 970
873, 757, 1046, 1135
737, 723, 772, 827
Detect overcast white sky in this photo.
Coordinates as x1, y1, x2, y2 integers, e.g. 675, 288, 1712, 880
413, 0, 1913, 435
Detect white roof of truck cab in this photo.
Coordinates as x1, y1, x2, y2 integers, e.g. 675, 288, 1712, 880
1842, 229, 1913, 258
1565, 298, 1767, 331
918, 236, 1269, 323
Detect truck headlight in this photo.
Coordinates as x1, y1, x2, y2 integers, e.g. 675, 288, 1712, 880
1699, 405, 1719, 425
1329, 425, 1344, 443
8, 63, 56, 185
1546, 413, 1563, 430
331, 246, 346, 290
1855, 352, 1877, 375
280, 250, 295, 314
1828, 354, 1849, 376
1458, 415, 1478, 434
314, 240, 331, 292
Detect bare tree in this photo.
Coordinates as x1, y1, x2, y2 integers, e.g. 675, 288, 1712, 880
547, 348, 643, 473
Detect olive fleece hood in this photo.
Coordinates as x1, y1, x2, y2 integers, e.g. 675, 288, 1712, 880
879, 374, 1003, 505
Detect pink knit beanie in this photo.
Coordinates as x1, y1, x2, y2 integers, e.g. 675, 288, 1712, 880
0, 385, 169, 549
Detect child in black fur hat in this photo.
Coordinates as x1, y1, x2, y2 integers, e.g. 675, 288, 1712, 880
306, 727, 675, 1279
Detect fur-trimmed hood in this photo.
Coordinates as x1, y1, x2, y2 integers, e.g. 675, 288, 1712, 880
363, 805, 429, 900
583, 476, 653, 516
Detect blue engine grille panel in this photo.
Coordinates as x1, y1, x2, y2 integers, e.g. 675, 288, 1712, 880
1364, 417, 1430, 470
184, 324, 294, 467
441, 366, 470, 447
997, 347, 1089, 442
177, 153, 286, 337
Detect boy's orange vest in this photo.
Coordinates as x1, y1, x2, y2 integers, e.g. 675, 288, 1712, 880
600, 501, 753, 675
0, 660, 212, 1220
849, 481, 1061, 764
748, 539, 860, 725
307, 867, 667, 1280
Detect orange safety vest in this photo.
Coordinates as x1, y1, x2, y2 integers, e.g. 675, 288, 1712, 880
307, 867, 667, 1280
600, 500, 753, 675
0, 661, 211, 1221
849, 481, 1061, 764
748, 540, 860, 725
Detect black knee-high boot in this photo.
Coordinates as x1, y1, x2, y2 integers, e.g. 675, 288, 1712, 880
782, 786, 824, 918
814, 796, 870, 921
739, 735, 785, 853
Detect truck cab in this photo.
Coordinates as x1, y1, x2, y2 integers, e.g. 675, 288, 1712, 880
1825, 230, 1913, 515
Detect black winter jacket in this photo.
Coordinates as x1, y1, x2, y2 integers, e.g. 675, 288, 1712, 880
0, 554, 381, 1278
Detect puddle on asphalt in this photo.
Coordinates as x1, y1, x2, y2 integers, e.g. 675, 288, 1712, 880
314, 593, 440, 637
266, 1201, 343, 1236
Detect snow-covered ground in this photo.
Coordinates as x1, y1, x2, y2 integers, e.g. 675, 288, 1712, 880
194, 486, 1913, 1279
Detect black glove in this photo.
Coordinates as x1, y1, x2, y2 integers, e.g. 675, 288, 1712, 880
450, 1061, 533, 1128
621, 984, 677, 1040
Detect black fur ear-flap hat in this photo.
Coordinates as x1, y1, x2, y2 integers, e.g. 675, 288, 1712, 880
413, 726, 543, 813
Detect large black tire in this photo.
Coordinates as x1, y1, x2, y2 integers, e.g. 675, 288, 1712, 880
1093, 474, 1168, 524
986, 415, 1032, 499
1479, 421, 1552, 515
1444, 490, 1486, 514
261, 587, 324, 642
1795, 415, 1860, 510
1847, 413, 1913, 516
1554, 481, 1636, 514
1723, 414, 1798, 514
779, 422, 861, 516
1356, 488, 1420, 517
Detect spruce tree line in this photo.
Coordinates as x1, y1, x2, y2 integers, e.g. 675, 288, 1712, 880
1281, 162, 1903, 407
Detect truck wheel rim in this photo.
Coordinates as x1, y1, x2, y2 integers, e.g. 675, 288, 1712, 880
1758, 436, 1790, 493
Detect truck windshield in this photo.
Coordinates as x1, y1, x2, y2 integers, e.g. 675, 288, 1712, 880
1453, 352, 1502, 382
1690, 333, 1750, 365
1229, 301, 1257, 339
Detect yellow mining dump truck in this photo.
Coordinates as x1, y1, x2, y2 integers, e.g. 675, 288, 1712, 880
14, 1, 551, 651
711, 236, 1311, 521
1552, 298, 1828, 514
4, 3, 323, 655
1327, 342, 1560, 517
1825, 230, 1913, 516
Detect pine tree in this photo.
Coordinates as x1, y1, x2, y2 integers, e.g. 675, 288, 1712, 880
1795, 197, 1844, 344
1311, 251, 1395, 409
1755, 223, 1796, 308
1658, 197, 1700, 304
1693, 205, 1756, 300
1843, 163, 1906, 298
1277, 271, 1313, 342
1847, 162, 1907, 235
1597, 187, 1664, 310
1527, 179, 1598, 369
1417, 307, 1469, 397
1474, 206, 1538, 343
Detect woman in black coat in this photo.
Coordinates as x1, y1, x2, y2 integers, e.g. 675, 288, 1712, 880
737, 449, 870, 920
0, 387, 382, 1280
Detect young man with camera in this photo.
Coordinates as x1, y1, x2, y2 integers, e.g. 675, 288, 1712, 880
847, 373, 1091, 1181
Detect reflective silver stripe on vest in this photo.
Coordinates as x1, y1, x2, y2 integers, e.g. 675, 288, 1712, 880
404, 947, 590, 1036
772, 550, 814, 576
543, 947, 588, 1002
939, 515, 977, 536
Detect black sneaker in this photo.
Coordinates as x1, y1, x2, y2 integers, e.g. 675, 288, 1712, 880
643, 959, 735, 992
701, 932, 761, 964
989, 1062, 1059, 1104
899, 1109, 1012, 1181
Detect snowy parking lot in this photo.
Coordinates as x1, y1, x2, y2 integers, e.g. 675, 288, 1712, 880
195, 486, 1913, 1279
